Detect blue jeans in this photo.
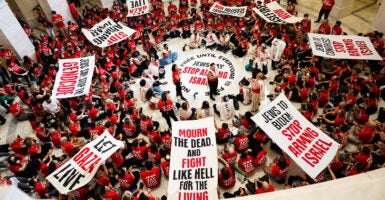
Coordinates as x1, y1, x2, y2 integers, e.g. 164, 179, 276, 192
159, 52, 178, 67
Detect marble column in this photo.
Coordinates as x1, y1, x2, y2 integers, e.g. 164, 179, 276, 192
13, 0, 39, 23
370, 2, 385, 33
98, 0, 114, 9
330, 0, 355, 19
0, 0, 35, 59
37, 0, 74, 24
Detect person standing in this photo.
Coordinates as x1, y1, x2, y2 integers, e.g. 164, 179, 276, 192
207, 63, 220, 100
315, 0, 335, 23
270, 34, 286, 70
172, 64, 186, 101
249, 71, 264, 113
51, 11, 67, 36
157, 92, 178, 129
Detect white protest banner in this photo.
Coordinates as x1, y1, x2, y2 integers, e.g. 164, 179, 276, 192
252, 93, 339, 178
308, 33, 383, 60
209, 2, 247, 17
81, 17, 135, 48
47, 131, 124, 194
168, 117, 218, 200
127, 0, 150, 17
252, 1, 302, 24
52, 55, 95, 99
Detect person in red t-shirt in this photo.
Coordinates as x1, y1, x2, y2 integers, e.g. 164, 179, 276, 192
222, 144, 238, 166
32, 178, 49, 198
315, 0, 335, 22
300, 13, 311, 33
245, 175, 274, 194
172, 64, 186, 101
236, 151, 256, 175
160, 155, 170, 179
349, 146, 373, 171
264, 153, 290, 184
116, 166, 140, 192
157, 92, 178, 129
215, 121, 230, 144
140, 161, 161, 189
131, 138, 151, 166
353, 120, 377, 144
316, 19, 331, 34
218, 157, 236, 189
101, 184, 120, 200
331, 21, 343, 35
71, 186, 90, 200
51, 11, 67, 36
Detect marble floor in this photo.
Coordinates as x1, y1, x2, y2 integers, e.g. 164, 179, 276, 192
0, 0, 384, 199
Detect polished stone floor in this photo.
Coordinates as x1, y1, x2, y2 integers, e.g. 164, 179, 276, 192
0, 0, 384, 199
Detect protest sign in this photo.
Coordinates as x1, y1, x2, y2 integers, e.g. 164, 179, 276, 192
127, 0, 150, 17
47, 131, 124, 194
82, 17, 135, 48
168, 117, 218, 200
252, 1, 302, 24
252, 93, 339, 178
209, 2, 247, 17
52, 55, 95, 99
308, 33, 382, 60
178, 52, 236, 98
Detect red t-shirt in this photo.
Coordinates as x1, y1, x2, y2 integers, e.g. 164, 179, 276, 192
132, 145, 147, 160
148, 150, 161, 164
218, 166, 236, 189
256, 184, 274, 194
111, 152, 124, 168
358, 125, 375, 144
34, 182, 48, 197
222, 152, 238, 166
217, 128, 230, 141
234, 135, 249, 152
161, 161, 170, 179
73, 187, 89, 200
101, 190, 120, 200
355, 153, 373, 171
238, 156, 255, 174
62, 142, 75, 156
141, 167, 161, 189
271, 159, 290, 178
161, 135, 172, 152
95, 175, 110, 186
122, 123, 136, 137
253, 150, 267, 167
147, 131, 161, 145
52, 14, 65, 29
118, 173, 135, 190
158, 100, 173, 112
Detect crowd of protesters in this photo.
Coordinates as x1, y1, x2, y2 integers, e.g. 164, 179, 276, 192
0, 0, 385, 199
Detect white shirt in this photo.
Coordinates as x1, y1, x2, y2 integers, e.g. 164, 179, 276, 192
271, 38, 286, 61
42, 98, 60, 114
205, 33, 218, 46
217, 99, 235, 121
